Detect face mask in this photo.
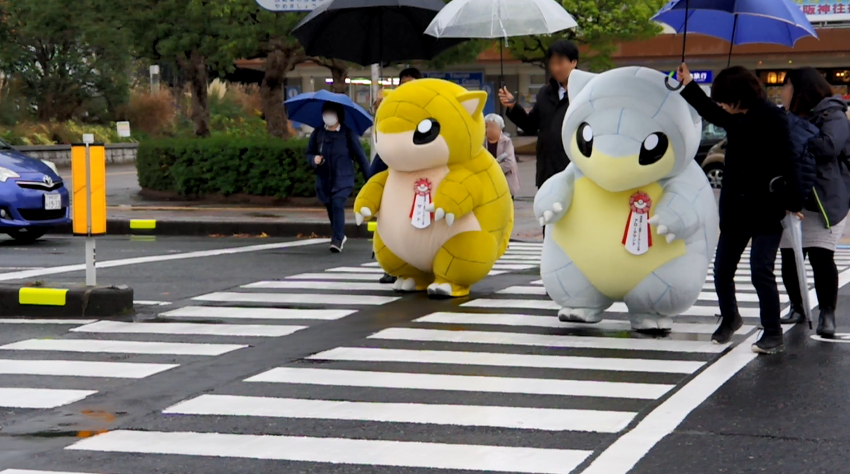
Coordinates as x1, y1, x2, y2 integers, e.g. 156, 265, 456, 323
323, 113, 338, 127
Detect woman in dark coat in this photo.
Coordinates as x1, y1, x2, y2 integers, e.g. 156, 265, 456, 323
306, 102, 370, 253
677, 63, 798, 355
779, 68, 850, 337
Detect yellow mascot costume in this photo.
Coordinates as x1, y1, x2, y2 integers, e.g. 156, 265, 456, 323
354, 79, 513, 298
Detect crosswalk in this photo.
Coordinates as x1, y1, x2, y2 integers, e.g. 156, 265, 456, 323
0, 243, 542, 413
4, 244, 848, 474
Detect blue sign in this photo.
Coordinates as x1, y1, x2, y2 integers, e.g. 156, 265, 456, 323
285, 86, 303, 128
482, 82, 496, 117
256, 0, 323, 12
423, 72, 495, 116
663, 70, 713, 84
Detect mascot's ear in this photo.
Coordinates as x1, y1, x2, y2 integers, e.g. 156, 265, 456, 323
457, 90, 488, 118
567, 69, 597, 102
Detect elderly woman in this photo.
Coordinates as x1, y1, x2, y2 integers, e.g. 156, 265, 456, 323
485, 114, 519, 198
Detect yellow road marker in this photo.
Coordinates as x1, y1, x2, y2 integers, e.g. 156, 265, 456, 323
19, 288, 68, 306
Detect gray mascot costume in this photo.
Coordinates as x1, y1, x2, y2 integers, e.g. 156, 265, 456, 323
535, 67, 720, 332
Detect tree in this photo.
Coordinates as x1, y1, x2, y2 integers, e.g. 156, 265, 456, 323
125, 0, 242, 137
509, 0, 666, 72
0, 0, 131, 122
312, 58, 349, 94
228, 3, 308, 138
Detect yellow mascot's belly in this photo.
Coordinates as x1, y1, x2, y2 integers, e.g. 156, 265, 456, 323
378, 167, 481, 272
552, 177, 686, 300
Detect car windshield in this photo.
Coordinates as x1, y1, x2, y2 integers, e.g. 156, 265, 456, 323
702, 124, 726, 141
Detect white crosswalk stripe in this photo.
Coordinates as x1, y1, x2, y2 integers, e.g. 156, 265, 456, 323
0, 388, 98, 409
19, 244, 848, 473
67, 430, 590, 474
164, 394, 635, 432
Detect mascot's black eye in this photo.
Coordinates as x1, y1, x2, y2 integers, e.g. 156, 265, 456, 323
576, 123, 593, 157
413, 119, 440, 145
639, 132, 669, 166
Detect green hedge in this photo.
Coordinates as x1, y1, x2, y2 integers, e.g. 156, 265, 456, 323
136, 137, 370, 199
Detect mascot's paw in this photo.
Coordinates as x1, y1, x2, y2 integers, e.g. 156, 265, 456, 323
629, 314, 673, 334
557, 307, 604, 324
393, 277, 425, 293
355, 207, 373, 226
427, 281, 470, 299
648, 213, 680, 243
426, 204, 456, 227
536, 202, 564, 226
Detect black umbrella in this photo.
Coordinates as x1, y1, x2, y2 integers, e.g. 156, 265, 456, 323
292, 0, 467, 67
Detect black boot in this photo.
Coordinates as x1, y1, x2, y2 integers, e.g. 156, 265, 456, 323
712, 313, 744, 345
752, 332, 785, 354
379, 273, 397, 284
780, 306, 806, 325
817, 309, 836, 338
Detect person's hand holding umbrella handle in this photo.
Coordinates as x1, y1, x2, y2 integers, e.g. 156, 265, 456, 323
314, 155, 324, 165
677, 63, 694, 86
498, 87, 517, 109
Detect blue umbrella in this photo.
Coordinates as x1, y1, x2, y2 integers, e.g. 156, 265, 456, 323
284, 89, 374, 136
654, 0, 818, 88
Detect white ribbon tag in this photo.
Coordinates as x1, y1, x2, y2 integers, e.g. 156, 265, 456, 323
410, 178, 433, 229
623, 192, 652, 256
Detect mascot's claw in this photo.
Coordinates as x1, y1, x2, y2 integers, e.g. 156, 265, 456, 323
445, 213, 455, 226
656, 224, 668, 235
543, 210, 553, 223
434, 208, 446, 221
425, 203, 436, 213
355, 207, 372, 226
539, 217, 546, 226
666, 234, 676, 243
648, 215, 660, 226
552, 202, 563, 213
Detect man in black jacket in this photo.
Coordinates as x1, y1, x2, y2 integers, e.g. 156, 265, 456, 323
499, 40, 578, 187
499, 40, 578, 236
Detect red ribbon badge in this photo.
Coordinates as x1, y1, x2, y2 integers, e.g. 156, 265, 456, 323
622, 191, 653, 253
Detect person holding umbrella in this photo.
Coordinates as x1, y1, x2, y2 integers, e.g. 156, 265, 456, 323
306, 102, 371, 253
778, 68, 850, 338
498, 39, 578, 234
677, 62, 798, 354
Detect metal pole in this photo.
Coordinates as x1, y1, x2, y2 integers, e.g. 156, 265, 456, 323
84, 142, 95, 286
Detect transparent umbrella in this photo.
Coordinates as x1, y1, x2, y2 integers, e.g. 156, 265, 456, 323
424, 0, 577, 85
782, 213, 813, 328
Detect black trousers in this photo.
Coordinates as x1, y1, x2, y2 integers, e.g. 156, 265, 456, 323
714, 230, 783, 336
324, 196, 347, 242
781, 247, 838, 312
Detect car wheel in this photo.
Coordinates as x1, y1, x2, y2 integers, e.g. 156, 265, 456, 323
703, 162, 723, 189
6, 227, 50, 243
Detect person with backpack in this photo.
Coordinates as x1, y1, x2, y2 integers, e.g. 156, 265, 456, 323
677, 63, 798, 354
778, 68, 850, 338
306, 101, 371, 253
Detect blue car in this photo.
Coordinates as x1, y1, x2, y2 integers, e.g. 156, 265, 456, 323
0, 138, 70, 242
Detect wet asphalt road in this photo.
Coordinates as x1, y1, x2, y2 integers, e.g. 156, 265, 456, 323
1, 235, 850, 474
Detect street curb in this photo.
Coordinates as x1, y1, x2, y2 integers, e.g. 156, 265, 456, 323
0, 284, 134, 318
51, 220, 373, 238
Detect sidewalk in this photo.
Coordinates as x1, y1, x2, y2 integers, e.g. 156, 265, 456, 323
58, 159, 544, 241
59, 160, 850, 244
